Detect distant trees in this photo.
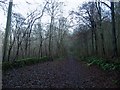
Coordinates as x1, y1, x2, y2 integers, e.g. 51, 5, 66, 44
71, 2, 99, 56
71, 1, 120, 58
2, 0, 69, 62
2, 1, 48, 61
3, 0, 120, 63
101, 1, 118, 57
45, 0, 64, 60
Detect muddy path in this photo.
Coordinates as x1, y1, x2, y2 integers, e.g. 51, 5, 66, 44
2, 56, 118, 88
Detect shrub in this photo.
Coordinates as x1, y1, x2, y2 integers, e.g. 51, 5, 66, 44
80, 56, 120, 71
2, 56, 49, 71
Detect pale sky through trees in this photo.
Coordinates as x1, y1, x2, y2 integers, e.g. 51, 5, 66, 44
0, 0, 117, 31
0, 0, 87, 31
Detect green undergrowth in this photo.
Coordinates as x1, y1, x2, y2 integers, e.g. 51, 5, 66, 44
2, 56, 49, 71
80, 56, 120, 71
80, 56, 120, 86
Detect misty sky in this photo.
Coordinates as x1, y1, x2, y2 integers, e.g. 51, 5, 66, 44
0, 0, 113, 31
0, 0, 88, 31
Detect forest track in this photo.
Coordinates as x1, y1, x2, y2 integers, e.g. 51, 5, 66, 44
2, 56, 118, 88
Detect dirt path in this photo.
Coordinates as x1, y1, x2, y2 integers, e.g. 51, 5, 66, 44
2, 56, 118, 88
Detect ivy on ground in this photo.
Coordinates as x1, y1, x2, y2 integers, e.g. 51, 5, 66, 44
80, 56, 120, 71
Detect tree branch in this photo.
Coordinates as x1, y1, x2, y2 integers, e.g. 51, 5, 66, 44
101, 2, 111, 9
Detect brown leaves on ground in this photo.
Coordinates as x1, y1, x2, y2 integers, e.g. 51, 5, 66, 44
2, 57, 118, 88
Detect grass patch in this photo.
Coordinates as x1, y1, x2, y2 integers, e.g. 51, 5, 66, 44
2, 56, 49, 71
80, 56, 120, 71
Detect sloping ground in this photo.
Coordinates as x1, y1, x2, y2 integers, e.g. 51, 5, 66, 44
2, 57, 118, 88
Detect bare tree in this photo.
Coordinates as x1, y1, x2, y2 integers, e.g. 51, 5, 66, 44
95, 1, 105, 56
102, 1, 118, 57
45, 0, 64, 60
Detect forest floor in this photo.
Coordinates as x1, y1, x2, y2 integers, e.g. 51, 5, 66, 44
2, 56, 119, 88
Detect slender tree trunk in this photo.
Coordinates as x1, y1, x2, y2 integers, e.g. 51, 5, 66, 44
20, 45, 24, 58
48, 27, 52, 59
84, 33, 88, 56
40, 40, 43, 57
38, 40, 43, 57
91, 28, 94, 55
45, 40, 47, 56
28, 39, 31, 57
90, 2, 96, 55
25, 38, 28, 57
3, 0, 13, 61
48, 16, 53, 60
98, 2, 105, 56
94, 25, 98, 55
111, 2, 118, 57
13, 43, 20, 61
100, 33, 105, 56
7, 36, 15, 61
13, 35, 22, 61
25, 42, 28, 57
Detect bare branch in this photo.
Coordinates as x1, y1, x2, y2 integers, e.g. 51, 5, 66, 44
101, 2, 111, 9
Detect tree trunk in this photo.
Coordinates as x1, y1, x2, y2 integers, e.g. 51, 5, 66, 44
13, 43, 20, 61
91, 28, 94, 55
98, 2, 105, 56
7, 35, 15, 61
3, 0, 13, 61
48, 16, 53, 60
111, 2, 118, 57
94, 24, 98, 55
38, 40, 43, 57
84, 33, 89, 56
